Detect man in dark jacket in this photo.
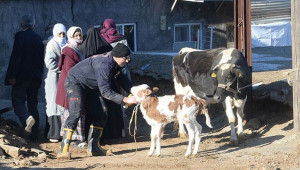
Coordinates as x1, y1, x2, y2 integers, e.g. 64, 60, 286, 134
5, 14, 44, 140
57, 43, 137, 160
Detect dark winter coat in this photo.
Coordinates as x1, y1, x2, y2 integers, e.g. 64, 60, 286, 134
66, 52, 132, 104
5, 29, 44, 86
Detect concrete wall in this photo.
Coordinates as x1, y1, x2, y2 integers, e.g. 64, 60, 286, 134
0, 0, 233, 100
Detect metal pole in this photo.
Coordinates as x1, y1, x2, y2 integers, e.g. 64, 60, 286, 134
292, 0, 300, 132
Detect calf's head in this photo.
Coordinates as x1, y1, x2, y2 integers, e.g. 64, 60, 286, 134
130, 84, 159, 102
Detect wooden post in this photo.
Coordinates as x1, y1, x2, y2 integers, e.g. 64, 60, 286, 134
292, 0, 300, 132
234, 0, 252, 120
234, 0, 252, 67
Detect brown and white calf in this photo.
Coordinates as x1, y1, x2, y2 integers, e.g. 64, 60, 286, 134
130, 84, 211, 157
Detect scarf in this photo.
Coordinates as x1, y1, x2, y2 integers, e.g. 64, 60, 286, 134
100, 19, 125, 43
53, 23, 67, 49
67, 26, 83, 47
78, 27, 112, 58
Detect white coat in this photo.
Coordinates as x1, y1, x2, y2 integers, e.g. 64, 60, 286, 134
44, 38, 61, 117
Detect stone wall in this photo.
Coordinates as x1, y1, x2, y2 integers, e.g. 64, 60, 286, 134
0, 0, 233, 100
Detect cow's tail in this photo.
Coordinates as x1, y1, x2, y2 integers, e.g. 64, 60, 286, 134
202, 108, 213, 128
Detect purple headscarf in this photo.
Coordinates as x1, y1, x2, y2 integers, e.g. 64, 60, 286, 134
100, 19, 125, 43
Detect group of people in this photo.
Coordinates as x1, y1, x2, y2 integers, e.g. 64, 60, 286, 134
5, 14, 137, 160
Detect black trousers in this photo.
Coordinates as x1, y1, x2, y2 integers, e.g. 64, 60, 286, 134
11, 80, 40, 135
64, 78, 108, 130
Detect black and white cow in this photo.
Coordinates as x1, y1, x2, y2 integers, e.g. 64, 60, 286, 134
172, 47, 251, 145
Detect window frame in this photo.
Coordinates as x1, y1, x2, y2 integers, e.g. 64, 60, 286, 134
174, 22, 203, 49
116, 23, 137, 52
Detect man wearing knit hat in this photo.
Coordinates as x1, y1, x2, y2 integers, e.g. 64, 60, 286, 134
57, 43, 136, 160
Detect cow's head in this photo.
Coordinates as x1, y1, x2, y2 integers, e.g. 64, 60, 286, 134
130, 84, 159, 102
209, 63, 243, 102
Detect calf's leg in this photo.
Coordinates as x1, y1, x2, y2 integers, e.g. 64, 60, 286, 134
148, 126, 156, 156
178, 120, 188, 138
191, 117, 202, 156
155, 125, 164, 156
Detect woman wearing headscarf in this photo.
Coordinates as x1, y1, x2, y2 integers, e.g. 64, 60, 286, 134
56, 26, 86, 147
44, 23, 66, 142
99, 19, 132, 140
78, 27, 112, 58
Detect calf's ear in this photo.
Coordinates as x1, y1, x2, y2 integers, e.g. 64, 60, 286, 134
144, 89, 152, 96
152, 87, 159, 94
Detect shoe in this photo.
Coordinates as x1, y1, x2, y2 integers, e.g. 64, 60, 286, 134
49, 139, 59, 143
71, 141, 87, 148
25, 116, 35, 133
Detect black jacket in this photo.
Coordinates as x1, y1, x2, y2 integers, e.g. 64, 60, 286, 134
5, 29, 44, 86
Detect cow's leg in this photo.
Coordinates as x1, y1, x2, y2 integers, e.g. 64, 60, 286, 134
191, 117, 202, 157
234, 97, 247, 139
148, 126, 156, 156
155, 125, 164, 156
184, 121, 195, 157
224, 96, 239, 146
178, 120, 188, 138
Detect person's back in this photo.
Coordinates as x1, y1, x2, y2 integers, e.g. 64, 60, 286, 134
68, 52, 115, 90
14, 29, 44, 84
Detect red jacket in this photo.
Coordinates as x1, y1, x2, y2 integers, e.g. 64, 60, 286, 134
56, 46, 81, 109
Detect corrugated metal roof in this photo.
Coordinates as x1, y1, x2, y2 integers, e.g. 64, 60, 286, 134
251, 0, 291, 24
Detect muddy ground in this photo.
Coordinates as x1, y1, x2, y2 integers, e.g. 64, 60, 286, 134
0, 70, 299, 170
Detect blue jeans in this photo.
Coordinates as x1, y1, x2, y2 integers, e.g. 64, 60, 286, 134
11, 81, 40, 134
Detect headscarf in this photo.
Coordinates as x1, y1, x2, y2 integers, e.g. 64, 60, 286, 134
78, 27, 112, 58
67, 26, 83, 47
53, 23, 67, 48
100, 19, 125, 43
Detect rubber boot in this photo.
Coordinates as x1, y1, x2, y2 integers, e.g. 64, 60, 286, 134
57, 128, 73, 159
87, 125, 112, 156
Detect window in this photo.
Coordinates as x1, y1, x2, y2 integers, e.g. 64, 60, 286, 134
116, 23, 137, 52
174, 23, 202, 43
174, 23, 203, 50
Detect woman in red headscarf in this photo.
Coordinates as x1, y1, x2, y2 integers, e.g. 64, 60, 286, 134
99, 19, 132, 140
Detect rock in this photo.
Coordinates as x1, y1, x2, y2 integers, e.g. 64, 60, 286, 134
0, 144, 20, 158
246, 118, 261, 130
11, 135, 27, 145
297, 144, 300, 154
31, 148, 47, 161
18, 159, 33, 167
0, 147, 4, 156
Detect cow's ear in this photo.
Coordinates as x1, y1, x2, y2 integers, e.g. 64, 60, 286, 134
152, 87, 159, 94
234, 68, 243, 78
144, 89, 152, 96
210, 71, 217, 78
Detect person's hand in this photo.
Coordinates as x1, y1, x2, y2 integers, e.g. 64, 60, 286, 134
9, 78, 16, 86
123, 96, 137, 104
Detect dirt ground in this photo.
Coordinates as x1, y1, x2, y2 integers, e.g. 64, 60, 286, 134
0, 70, 300, 170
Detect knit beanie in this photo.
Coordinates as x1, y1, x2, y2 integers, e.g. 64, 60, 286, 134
111, 43, 130, 57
